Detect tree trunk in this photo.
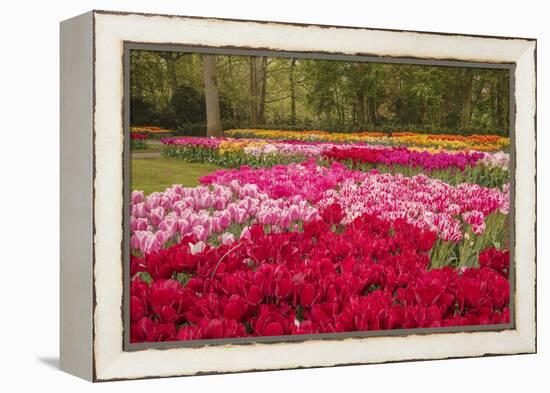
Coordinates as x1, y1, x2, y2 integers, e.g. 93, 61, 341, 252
258, 57, 268, 125
496, 73, 508, 131
356, 91, 366, 127
461, 69, 473, 128
354, 63, 367, 128
202, 54, 222, 137
249, 57, 268, 126
289, 58, 297, 125
335, 90, 343, 124
367, 97, 378, 127
158, 52, 183, 98
249, 57, 258, 125
227, 56, 239, 125
166, 59, 178, 97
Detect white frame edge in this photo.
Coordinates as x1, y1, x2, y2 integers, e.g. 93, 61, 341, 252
62, 11, 536, 381
60, 11, 94, 381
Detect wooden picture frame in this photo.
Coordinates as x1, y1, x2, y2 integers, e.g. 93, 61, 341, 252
60, 10, 536, 381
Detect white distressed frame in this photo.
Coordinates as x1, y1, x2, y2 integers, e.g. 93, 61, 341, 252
61, 10, 536, 382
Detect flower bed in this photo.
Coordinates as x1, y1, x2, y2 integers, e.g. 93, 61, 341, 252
202, 161, 509, 266
321, 146, 509, 188
131, 131, 511, 343
162, 137, 509, 188
224, 129, 510, 152
130, 182, 319, 254
322, 146, 485, 171
131, 126, 172, 138
130, 212, 509, 342
132, 160, 508, 269
130, 132, 150, 150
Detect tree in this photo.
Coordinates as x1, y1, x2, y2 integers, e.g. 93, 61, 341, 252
202, 54, 222, 136
495, 71, 509, 131
130, 97, 157, 126
130, 50, 171, 112
258, 57, 268, 124
159, 85, 205, 129
461, 68, 473, 128
249, 56, 268, 125
289, 58, 297, 125
130, 49, 510, 136
158, 52, 185, 98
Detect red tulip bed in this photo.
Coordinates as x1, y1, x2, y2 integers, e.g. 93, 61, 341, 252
130, 131, 150, 150
130, 138, 511, 343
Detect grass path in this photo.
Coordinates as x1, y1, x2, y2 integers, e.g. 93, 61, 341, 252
131, 157, 222, 195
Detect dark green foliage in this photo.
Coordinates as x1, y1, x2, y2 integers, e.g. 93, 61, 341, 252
130, 97, 158, 126
130, 49, 511, 136
159, 85, 205, 129
157, 86, 234, 133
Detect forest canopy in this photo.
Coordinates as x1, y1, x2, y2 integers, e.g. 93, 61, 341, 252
129, 50, 510, 136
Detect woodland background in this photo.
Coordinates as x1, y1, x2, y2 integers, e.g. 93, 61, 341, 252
130, 50, 510, 136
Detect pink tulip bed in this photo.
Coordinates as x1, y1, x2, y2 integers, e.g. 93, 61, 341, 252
130, 136, 511, 343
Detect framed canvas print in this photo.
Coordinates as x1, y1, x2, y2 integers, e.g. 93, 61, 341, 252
60, 10, 537, 382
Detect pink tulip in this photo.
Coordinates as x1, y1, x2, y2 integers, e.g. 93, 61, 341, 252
240, 226, 251, 240
130, 233, 141, 250
280, 212, 292, 229
200, 193, 213, 209
154, 230, 169, 246
130, 217, 138, 232
150, 207, 164, 227
194, 225, 208, 242
177, 219, 191, 237
159, 219, 176, 236
211, 217, 222, 233
131, 190, 144, 204
219, 211, 231, 228
171, 184, 184, 195
137, 232, 157, 254
220, 232, 236, 245
288, 205, 300, 221
132, 203, 147, 218
214, 196, 226, 210
145, 194, 160, 211
227, 203, 239, 221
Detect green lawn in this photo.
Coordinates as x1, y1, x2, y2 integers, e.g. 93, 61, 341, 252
131, 157, 222, 194
143, 143, 163, 153
131, 141, 164, 153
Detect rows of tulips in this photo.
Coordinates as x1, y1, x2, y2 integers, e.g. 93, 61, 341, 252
224, 129, 510, 152
130, 210, 510, 342
131, 128, 511, 342
131, 181, 319, 255
161, 137, 509, 188
131, 126, 172, 137
202, 160, 509, 264
130, 160, 511, 342
321, 146, 509, 188
132, 160, 508, 256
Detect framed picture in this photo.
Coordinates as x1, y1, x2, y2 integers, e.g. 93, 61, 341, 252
60, 10, 537, 382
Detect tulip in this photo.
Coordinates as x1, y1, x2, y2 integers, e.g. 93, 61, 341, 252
193, 225, 208, 242
131, 190, 144, 204
189, 241, 206, 255
240, 226, 251, 240
220, 232, 235, 246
